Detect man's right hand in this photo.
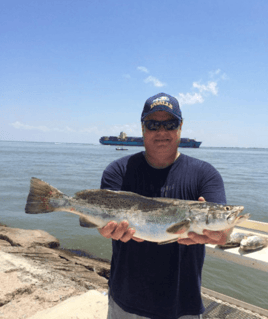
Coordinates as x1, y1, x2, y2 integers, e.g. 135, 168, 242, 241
98, 221, 144, 243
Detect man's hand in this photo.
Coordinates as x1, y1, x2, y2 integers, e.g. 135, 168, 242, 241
177, 228, 233, 245
98, 221, 144, 243
177, 196, 233, 246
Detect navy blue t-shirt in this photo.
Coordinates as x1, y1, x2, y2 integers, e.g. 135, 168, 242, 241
101, 152, 226, 319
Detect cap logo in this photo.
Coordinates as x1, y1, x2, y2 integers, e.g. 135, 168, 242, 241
153, 96, 169, 103
150, 96, 173, 110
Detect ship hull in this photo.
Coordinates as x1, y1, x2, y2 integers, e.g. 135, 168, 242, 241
179, 141, 202, 148
100, 137, 201, 148
100, 140, 144, 147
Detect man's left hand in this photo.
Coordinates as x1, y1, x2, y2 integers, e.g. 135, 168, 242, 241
177, 228, 233, 245
177, 197, 233, 246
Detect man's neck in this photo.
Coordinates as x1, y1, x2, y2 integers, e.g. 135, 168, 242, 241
144, 151, 180, 169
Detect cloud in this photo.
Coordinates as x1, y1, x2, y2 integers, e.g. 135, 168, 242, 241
109, 123, 140, 134
11, 121, 50, 132
177, 69, 228, 105
10, 121, 142, 137
177, 81, 217, 105
82, 123, 142, 138
136, 66, 166, 88
80, 126, 99, 133
10, 121, 76, 133
177, 92, 204, 105
193, 81, 218, 95
209, 69, 229, 81
65, 126, 76, 132
123, 74, 131, 79
209, 69, 221, 77
220, 73, 228, 80
144, 76, 166, 87
137, 66, 149, 73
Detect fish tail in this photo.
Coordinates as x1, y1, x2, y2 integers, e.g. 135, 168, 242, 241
25, 177, 66, 214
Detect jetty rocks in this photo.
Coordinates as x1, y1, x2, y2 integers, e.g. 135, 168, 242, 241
0, 225, 110, 319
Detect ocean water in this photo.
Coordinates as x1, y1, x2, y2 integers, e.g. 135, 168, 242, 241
0, 141, 267, 309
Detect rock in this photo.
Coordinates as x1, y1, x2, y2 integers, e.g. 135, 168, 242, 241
0, 226, 110, 319
0, 249, 88, 318
27, 290, 108, 319
0, 226, 60, 248
0, 239, 11, 247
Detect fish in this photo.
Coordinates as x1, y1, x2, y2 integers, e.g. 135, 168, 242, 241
240, 235, 268, 251
25, 177, 250, 244
218, 232, 253, 249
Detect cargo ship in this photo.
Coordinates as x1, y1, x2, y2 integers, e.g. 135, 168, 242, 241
99, 132, 202, 148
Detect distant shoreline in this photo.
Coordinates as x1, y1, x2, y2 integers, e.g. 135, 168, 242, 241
1, 140, 268, 149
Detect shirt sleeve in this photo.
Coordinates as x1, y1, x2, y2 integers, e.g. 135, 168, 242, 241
197, 162, 227, 205
100, 160, 124, 191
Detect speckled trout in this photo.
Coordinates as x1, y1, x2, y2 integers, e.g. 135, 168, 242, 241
25, 177, 249, 244
240, 236, 268, 251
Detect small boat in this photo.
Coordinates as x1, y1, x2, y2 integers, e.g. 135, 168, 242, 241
116, 147, 128, 151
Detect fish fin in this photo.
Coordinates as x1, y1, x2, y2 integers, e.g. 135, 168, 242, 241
79, 216, 99, 228
158, 238, 179, 245
25, 177, 65, 214
166, 220, 191, 234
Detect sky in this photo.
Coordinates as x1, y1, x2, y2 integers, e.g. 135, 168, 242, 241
1, 0, 268, 147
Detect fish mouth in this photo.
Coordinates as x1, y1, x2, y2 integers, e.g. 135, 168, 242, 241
230, 213, 250, 225
226, 206, 247, 224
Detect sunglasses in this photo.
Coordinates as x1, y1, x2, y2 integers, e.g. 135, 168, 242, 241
143, 119, 180, 131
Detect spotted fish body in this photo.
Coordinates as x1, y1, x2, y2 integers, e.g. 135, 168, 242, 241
25, 178, 249, 244
218, 232, 253, 248
240, 236, 267, 251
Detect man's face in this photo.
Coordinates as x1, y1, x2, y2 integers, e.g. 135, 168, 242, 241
142, 111, 182, 155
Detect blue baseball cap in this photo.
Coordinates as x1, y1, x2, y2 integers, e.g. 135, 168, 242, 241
141, 93, 182, 122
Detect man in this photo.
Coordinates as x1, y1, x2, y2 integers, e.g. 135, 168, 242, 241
99, 93, 230, 319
